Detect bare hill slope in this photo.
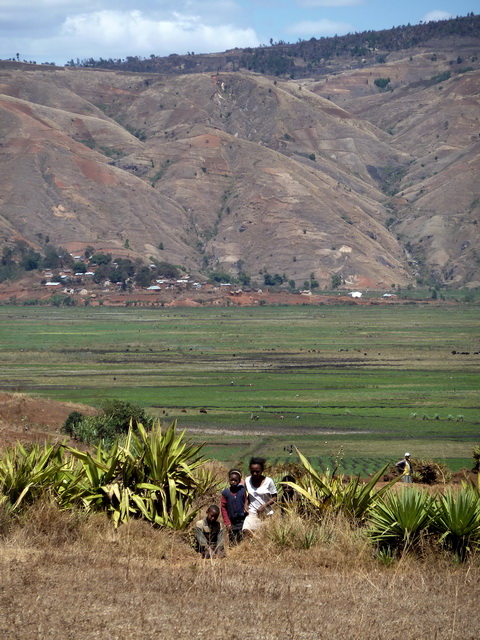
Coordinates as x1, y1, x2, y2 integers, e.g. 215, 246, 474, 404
0, 39, 479, 287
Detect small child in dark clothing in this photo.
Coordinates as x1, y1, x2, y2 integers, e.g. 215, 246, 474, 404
195, 505, 225, 558
280, 475, 298, 510
221, 469, 247, 544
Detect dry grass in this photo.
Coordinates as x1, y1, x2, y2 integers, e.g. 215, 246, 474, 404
1, 506, 479, 639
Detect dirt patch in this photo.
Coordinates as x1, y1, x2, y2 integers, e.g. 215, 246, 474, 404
0, 392, 97, 448
185, 426, 372, 437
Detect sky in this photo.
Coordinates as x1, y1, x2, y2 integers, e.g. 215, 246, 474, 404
0, 1, 477, 65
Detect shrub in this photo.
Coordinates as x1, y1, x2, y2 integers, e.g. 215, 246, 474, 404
472, 444, 480, 473
0, 442, 64, 511
374, 77, 390, 89
62, 400, 153, 446
413, 459, 451, 484
62, 411, 85, 437
433, 488, 480, 560
368, 489, 436, 552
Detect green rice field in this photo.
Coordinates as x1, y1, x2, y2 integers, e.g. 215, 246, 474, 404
0, 304, 478, 474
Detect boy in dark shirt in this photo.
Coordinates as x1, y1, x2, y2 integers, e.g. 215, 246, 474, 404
195, 505, 225, 558
221, 469, 247, 544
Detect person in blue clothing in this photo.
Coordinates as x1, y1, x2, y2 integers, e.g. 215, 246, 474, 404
221, 468, 247, 544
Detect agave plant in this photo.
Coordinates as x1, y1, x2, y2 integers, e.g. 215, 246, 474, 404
284, 449, 398, 522
0, 442, 64, 511
134, 421, 209, 528
472, 444, 480, 473
368, 488, 436, 551
433, 488, 480, 560
61, 420, 207, 529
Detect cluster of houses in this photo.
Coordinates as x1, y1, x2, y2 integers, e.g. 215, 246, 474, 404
41, 255, 226, 297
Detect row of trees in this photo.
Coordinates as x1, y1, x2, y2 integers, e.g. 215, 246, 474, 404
0, 242, 74, 283
0, 241, 182, 289
66, 14, 479, 78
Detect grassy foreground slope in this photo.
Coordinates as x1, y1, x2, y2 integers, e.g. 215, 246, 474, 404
0, 304, 478, 472
0, 507, 479, 640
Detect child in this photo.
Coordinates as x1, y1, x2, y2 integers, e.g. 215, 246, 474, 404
280, 475, 298, 510
243, 457, 277, 536
195, 505, 225, 558
221, 469, 247, 544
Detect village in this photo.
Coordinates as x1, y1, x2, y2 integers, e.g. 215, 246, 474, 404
1, 249, 402, 307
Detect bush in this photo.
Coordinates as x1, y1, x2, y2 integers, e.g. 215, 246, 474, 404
100, 399, 153, 433
61, 400, 153, 445
368, 489, 435, 552
374, 77, 390, 89
472, 444, 480, 473
412, 459, 451, 484
62, 411, 85, 437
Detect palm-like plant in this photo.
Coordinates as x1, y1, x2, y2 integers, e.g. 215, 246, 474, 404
285, 449, 398, 522
433, 488, 480, 560
472, 444, 480, 473
368, 488, 436, 551
130, 421, 205, 529
62, 420, 208, 529
0, 442, 63, 511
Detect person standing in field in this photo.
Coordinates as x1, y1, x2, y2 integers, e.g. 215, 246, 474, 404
243, 457, 277, 535
221, 469, 248, 544
396, 453, 414, 483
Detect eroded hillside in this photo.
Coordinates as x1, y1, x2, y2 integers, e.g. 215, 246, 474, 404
0, 37, 479, 287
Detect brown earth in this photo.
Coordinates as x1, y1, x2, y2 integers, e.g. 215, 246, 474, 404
0, 392, 97, 448
0, 35, 479, 289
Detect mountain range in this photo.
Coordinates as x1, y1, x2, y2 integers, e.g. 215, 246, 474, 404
0, 16, 479, 289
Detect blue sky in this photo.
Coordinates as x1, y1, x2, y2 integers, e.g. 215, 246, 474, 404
0, 1, 477, 65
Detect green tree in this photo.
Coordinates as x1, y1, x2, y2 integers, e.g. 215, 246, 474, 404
20, 251, 41, 271
89, 252, 112, 266
156, 261, 180, 279
135, 266, 153, 288
331, 274, 342, 289
374, 77, 390, 89
42, 245, 61, 269
73, 261, 87, 274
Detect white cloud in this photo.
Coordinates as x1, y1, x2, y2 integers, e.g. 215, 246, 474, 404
0, 4, 259, 63
288, 19, 352, 36
60, 10, 259, 57
297, 1, 363, 7
422, 10, 453, 23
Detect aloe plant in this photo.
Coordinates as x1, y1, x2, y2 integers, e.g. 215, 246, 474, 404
368, 488, 436, 551
473, 444, 480, 473
285, 449, 397, 522
0, 442, 64, 511
62, 420, 208, 528
433, 488, 480, 560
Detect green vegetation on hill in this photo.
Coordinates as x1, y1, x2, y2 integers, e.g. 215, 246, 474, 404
64, 13, 480, 78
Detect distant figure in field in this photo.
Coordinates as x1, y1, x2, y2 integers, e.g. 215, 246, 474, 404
396, 453, 414, 483
243, 457, 277, 536
195, 505, 225, 558
279, 475, 298, 510
221, 469, 248, 545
